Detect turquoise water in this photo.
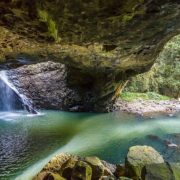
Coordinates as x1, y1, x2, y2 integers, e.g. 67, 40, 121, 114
0, 111, 179, 180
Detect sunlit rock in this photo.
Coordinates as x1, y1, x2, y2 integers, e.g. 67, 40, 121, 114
125, 145, 164, 178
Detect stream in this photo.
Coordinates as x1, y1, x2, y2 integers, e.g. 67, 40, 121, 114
0, 111, 179, 179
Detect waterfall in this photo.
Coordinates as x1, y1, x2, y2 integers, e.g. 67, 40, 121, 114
0, 71, 37, 113
0, 75, 17, 111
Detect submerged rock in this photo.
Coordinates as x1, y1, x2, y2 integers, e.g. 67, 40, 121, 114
125, 146, 164, 178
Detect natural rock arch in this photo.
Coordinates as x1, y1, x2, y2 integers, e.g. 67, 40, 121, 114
0, 0, 179, 111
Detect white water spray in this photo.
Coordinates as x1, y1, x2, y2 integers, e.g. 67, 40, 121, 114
0, 71, 37, 113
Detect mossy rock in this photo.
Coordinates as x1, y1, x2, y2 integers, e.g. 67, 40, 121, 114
71, 161, 92, 180
141, 163, 180, 180
114, 164, 126, 178
34, 172, 65, 180
169, 163, 180, 180
125, 146, 164, 178
85, 156, 105, 179
60, 157, 78, 179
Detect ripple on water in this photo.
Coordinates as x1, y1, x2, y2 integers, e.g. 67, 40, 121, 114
0, 111, 179, 180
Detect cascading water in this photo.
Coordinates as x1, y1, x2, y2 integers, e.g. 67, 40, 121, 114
0, 71, 37, 113
0, 77, 16, 111
0, 71, 21, 111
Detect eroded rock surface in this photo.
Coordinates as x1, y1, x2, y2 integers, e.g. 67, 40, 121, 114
8, 61, 84, 111
0, 0, 179, 112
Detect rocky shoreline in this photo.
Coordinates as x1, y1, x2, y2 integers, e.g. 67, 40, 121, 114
116, 99, 180, 118
34, 145, 180, 180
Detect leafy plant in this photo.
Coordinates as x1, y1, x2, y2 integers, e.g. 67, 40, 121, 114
125, 35, 180, 98
38, 9, 61, 43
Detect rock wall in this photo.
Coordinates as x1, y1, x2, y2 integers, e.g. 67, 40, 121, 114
8, 62, 82, 111
8, 61, 120, 112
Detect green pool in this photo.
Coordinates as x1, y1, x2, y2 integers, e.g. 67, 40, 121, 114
0, 111, 179, 180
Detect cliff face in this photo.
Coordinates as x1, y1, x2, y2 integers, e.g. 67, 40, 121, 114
0, 0, 179, 111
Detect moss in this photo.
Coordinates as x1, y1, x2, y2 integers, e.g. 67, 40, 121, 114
38, 9, 61, 43
121, 0, 145, 23
120, 92, 171, 102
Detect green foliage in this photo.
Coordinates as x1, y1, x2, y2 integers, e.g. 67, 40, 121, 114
120, 92, 171, 102
126, 35, 180, 98
38, 9, 61, 43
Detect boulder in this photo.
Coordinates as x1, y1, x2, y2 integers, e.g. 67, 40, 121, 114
125, 146, 164, 178
101, 160, 117, 175
41, 153, 73, 173
8, 62, 83, 112
33, 172, 65, 180
142, 162, 180, 180
114, 164, 126, 178
71, 161, 92, 180
170, 163, 180, 180
85, 156, 105, 179
60, 157, 78, 179
142, 163, 173, 180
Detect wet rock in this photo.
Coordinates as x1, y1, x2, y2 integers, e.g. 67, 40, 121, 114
141, 162, 180, 180
142, 163, 172, 180
169, 163, 180, 180
43, 173, 65, 180
41, 153, 74, 173
71, 161, 92, 180
8, 61, 83, 112
34, 172, 65, 180
125, 146, 164, 178
101, 161, 116, 176
34, 149, 175, 180
8, 61, 125, 112
85, 156, 104, 179
61, 157, 78, 179
114, 164, 126, 178
33, 172, 48, 180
